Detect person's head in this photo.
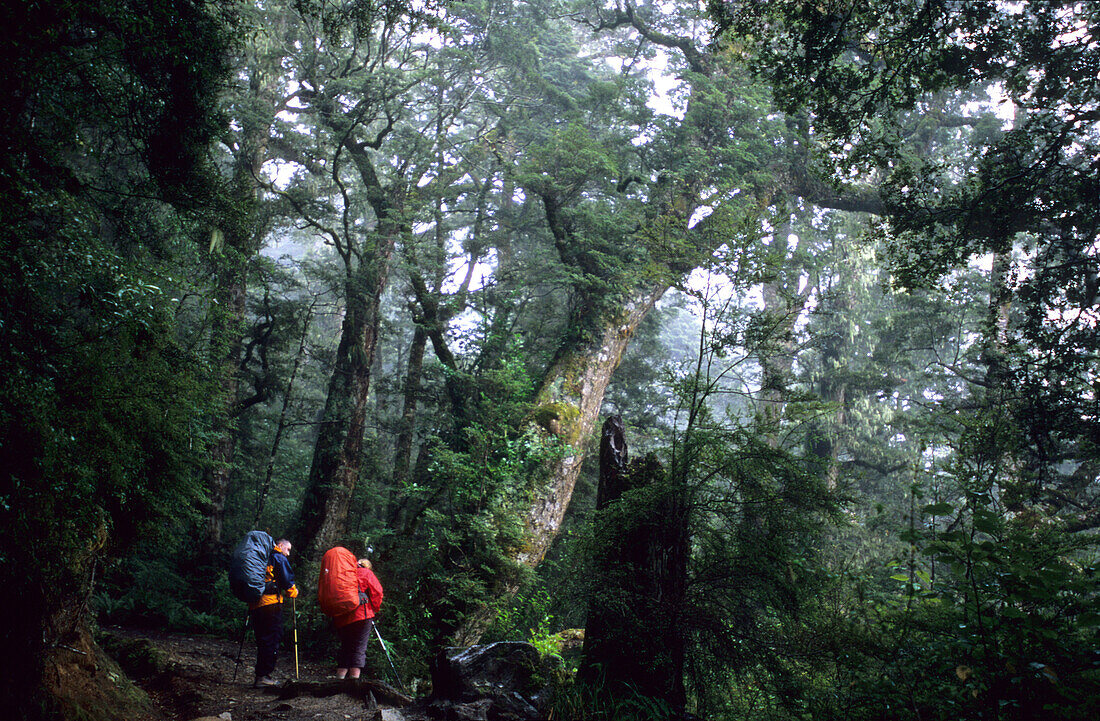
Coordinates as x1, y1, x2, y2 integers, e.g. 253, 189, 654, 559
275, 538, 292, 556
358, 558, 372, 569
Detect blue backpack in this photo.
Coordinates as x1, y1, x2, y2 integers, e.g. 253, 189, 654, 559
229, 530, 274, 602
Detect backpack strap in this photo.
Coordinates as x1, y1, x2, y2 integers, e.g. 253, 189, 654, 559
357, 570, 371, 606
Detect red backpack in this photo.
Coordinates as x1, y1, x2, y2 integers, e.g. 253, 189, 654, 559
318, 546, 360, 617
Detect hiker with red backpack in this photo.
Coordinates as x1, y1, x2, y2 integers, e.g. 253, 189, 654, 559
229, 532, 299, 687
318, 547, 383, 680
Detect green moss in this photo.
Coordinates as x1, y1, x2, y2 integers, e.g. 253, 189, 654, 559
98, 634, 168, 678
530, 402, 583, 445
48, 633, 158, 721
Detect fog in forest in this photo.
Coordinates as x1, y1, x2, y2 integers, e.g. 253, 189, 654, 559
1, 1, 1097, 720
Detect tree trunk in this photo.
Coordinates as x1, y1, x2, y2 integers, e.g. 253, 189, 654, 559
451, 281, 668, 645
297, 239, 397, 561
521, 281, 669, 567
392, 324, 427, 488
199, 264, 246, 561
291, 89, 408, 558
579, 417, 688, 713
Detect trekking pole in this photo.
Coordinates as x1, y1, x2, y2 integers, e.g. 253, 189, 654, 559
373, 623, 405, 692
292, 597, 300, 680
232, 612, 249, 683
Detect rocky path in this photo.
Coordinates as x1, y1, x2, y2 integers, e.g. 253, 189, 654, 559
102, 627, 410, 721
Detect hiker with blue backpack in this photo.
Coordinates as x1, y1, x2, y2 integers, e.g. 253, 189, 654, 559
229, 531, 299, 687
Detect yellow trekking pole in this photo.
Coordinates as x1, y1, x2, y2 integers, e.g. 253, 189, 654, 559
292, 597, 300, 679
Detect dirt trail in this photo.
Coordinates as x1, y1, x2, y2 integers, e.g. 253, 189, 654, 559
104, 626, 400, 721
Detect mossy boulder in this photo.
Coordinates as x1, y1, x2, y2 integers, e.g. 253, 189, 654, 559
43, 626, 158, 721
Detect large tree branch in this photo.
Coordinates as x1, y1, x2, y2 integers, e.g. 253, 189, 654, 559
267, 136, 327, 176
586, 3, 707, 74
258, 177, 346, 254
789, 165, 886, 215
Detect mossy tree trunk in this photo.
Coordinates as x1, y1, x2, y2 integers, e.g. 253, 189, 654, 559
450, 282, 668, 646
520, 282, 669, 567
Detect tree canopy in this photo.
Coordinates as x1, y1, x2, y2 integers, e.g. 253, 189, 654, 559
2, 1, 1098, 719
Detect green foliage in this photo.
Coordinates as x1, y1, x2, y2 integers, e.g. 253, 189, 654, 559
527, 621, 563, 663
0, 179, 220, 713
694, 4, 1100, 718
515, 121, 651, 338
570, 269, 844, 718
498, 603, 568, 666
399, 352, 566, 643
6, 4, 1098, 721
94, 557, 234, 635
816, 493, 1100, 721
551, 673, 681, 721
0, 193, 216, 567
0, 190, 220, 716
0, 0, 238, 715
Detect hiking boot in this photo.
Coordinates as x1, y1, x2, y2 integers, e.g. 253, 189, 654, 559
253, 676, 278, 688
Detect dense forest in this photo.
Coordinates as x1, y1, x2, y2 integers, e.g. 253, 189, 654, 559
1, 0, 1097, 719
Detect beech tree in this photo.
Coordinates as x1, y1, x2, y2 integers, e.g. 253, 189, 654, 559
360, 0, 899, 645
253, 0, 446, 560
471, 0, 889, 639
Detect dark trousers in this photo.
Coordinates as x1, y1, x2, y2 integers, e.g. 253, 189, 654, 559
336, 618, 374, 670
250, 603, 283, 679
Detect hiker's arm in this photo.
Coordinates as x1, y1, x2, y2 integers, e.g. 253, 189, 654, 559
365, 570, 383, 613
273, 553, 297, 594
